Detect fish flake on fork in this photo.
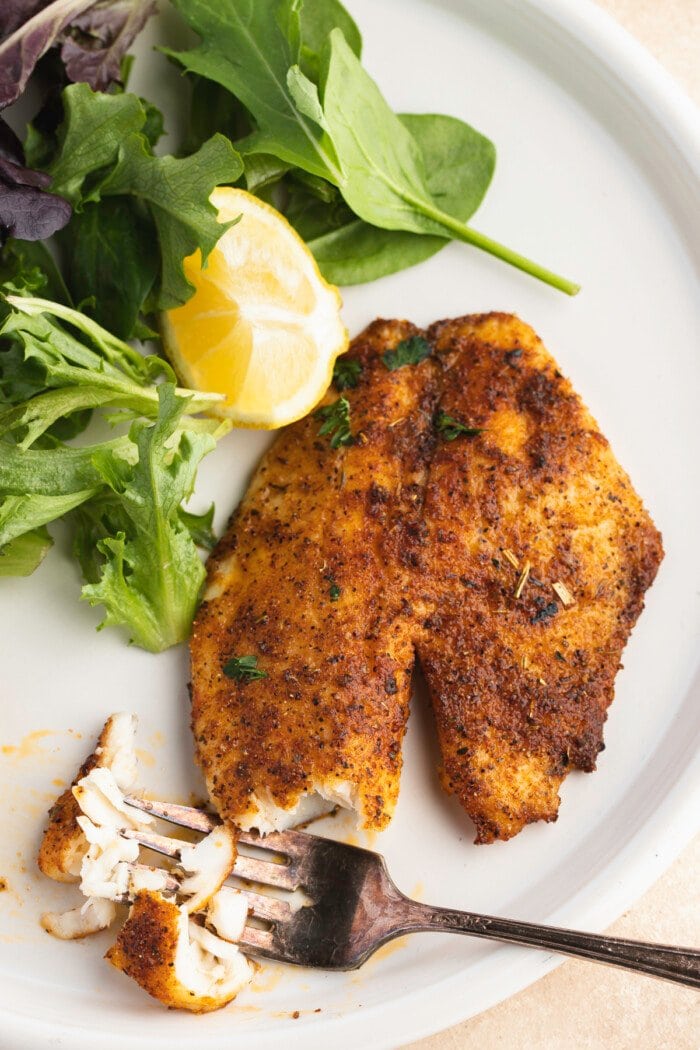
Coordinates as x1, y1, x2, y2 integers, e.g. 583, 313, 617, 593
122, 795, 700, 986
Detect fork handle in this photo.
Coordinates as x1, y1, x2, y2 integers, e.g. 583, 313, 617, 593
397, 901, 700, 988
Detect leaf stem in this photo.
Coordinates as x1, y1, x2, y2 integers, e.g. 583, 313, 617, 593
408, 200, 580, 295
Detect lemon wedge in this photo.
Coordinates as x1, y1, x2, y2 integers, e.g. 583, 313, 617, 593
161, 188, 348, 427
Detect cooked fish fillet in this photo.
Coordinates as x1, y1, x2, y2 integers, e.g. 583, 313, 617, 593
106, 890, 252, 1012
191, 313, 662, 842
416, 315, 663, 841
38, 712, 137, 882
190, 320, 438, 832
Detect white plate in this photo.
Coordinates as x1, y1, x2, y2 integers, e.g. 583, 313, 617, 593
2, 1, 699, 1047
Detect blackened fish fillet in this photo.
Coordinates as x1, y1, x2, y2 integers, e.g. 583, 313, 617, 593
416, 315, 663, 841
190, 320, 437, 832
190, 314, 663, 842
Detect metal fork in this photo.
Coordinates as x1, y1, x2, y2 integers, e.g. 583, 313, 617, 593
122, 795, 700, 988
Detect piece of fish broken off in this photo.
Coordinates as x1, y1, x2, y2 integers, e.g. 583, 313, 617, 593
106, 890, 252, 1012
38, 712, 138, 882
190, 319, 437, 833
416, 313, 663, 843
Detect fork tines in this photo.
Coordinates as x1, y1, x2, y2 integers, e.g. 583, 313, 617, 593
121, 796, 301, 938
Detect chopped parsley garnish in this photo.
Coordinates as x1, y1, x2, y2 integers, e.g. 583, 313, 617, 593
315, 396, 353, 449
329, 580, 341, 601
333, 358, 362, 390
435, 410, 485, 441
223, 655, 268, 682
382, 335, 432, 371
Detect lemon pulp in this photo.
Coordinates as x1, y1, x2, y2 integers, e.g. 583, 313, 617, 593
161, 187, 348, 428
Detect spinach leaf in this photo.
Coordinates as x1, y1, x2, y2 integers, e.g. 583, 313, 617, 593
58, 197, 158, 338
298, 112, 496, 284
0, 527, 52, 577
80, 385, 217, 652
177, 4, 573, 293
165, 0, 342, 183
289, 166, 340, 203
298, 0, 361, 80
242, 151, 291, 193
319, 31, 577, 294
183, 76, 252, 154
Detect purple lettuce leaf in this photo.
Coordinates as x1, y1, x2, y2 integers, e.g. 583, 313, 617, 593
61, 1, 157, 92
0, 2, 52, 41
0, 117, 25, 163
0, 0, 95, 109
0, 155, 71, 240
0, 0, 156, 110
0, 0, 156, 241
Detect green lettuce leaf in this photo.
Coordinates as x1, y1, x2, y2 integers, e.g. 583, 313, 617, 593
98, 132, 243, 309
0, 489, 98, 547
0, 528, 53, 577
43, 83, 243, 312
0, 296, 222, 438
0, 239, 71, 304
80, 385, 217, 652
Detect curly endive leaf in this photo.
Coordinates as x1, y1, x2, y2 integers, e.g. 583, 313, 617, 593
80, 386, 217, 652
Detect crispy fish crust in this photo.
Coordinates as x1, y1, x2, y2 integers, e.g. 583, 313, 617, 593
190, 320, 438, 831
417, 315, 663, 841
37, 713, 134, 882
105, 892, 245, 1013
105, 894, 187, 1006
191, 314, 663, 842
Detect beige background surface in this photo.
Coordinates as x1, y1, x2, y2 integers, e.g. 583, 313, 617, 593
407, 2, 700, 1048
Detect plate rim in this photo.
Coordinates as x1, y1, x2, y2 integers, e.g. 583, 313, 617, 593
3, 0, 700, 1047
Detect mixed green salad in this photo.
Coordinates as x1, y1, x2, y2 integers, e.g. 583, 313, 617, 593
0, 0, 578, 652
